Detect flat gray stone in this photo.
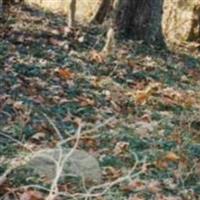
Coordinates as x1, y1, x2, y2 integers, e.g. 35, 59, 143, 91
27, 148, 101, 183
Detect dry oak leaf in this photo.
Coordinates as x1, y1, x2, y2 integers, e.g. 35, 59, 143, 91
89, 50, 105, 64
58, 26, 72, 35
55, 68, 74, 79
103, 166, 122, 181
135, 91, 151, 105
165, 152, 180, 162
78, 96, 95, 106
179, 93, 196, 108
113, 141, 129, 155
127, 82, 161, 105
161, 87, 182, 103
156, 160, 169, 169
49, 37, 64, 47
156, 152, 180, 169
146, 180, 162, 193
31, 132, 46, 141
13, 101, 24, 110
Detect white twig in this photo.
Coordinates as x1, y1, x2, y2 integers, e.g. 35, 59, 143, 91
43, 113, 64, 140
45, 122, 82, 200
0, 131, 34, 187
58, 116, 115, 146
0, 168, 12, 187
21, 154, 146, 200
0, 131, 33, 152
1, 115, 146, 200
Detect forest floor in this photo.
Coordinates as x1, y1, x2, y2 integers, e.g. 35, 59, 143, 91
0, 5, 200, 200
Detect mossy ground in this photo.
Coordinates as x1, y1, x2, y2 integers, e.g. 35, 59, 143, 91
0, 5, 200, 200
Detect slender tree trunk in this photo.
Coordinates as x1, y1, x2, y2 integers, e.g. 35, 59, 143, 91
68, 0, 76, 28
91, 0, 112, 24
0, 0, 11, 16
102, 0, 121, 54
2, 0, 14, 7
1, 0, 18, 13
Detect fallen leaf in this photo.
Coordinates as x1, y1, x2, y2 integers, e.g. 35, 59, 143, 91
146, 180, 161, 193
78, 36, 85, 43
127, 82, 161, 105
55, 68, 74, 79
156, 160, 169, 169
58, 26, 71, 35
113, 141, 129, 155
127, 59, 137, 68
13, 101, 24, 110
31, 132, 46, 141
49, 37, 64, 47
103, 167, 122, 181
89, 51, 105, 64
165, 152, 180, 162
78, 96, 95, 106
135, 90, 151, 105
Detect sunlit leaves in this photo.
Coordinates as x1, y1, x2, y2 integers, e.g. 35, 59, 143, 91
55, 67, 74, 79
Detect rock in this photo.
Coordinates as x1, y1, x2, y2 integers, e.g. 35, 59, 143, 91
27, 148, 101, 183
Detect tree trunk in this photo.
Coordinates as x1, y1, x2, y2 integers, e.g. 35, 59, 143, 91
91, 0, 112, 24
118, 0, 164, 44
2, 0, 15, 7
93, 0, 164, 45
68, 0, 76, 28
1, 0, 23, 13
102, 0, 121, 54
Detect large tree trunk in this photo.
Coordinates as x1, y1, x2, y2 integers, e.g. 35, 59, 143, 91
117, 0, 164, 43
93, 0, 164, 44
94, 0, 199, 53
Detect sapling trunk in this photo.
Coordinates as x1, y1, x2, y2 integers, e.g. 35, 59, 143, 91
102, 27, 115, 54
68, 0, 76, 28
102, 0, 120, 54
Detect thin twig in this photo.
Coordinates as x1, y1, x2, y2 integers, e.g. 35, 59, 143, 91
0, 131, 33, 152
43, 113, 64, 140
58, 116, 115, 146
45, 122, 82, 200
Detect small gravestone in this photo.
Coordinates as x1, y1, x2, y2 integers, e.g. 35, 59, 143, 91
26, 148, 101, 184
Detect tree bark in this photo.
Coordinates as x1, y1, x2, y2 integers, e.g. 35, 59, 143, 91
102, 0, 121, 54
122, 0, 163, 42
91, 0, 112, 24
1, 0, 23, 13
68, 0, 76, 28
93, 0, 164, 44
